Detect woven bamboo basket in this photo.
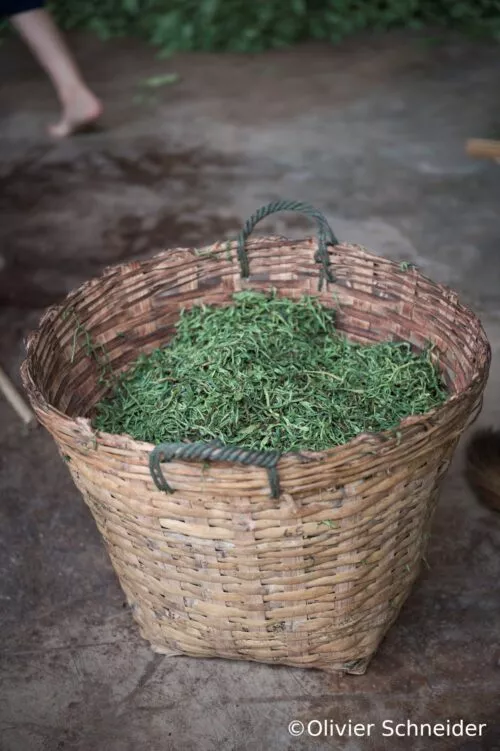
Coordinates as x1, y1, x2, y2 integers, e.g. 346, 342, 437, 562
21, 201, 490, 674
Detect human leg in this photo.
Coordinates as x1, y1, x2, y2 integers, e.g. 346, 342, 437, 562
9, 5, 102, 137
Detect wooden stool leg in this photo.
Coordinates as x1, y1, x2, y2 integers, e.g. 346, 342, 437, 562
466, 139, 500, 160
0, 366, 35, 425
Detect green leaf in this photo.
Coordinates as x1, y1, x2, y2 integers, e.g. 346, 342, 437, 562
122, 0, 139, 13
238, 424, 259, 436
141, 73, 180, 88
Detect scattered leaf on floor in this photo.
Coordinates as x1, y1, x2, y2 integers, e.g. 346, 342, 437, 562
141, 73, 180, 88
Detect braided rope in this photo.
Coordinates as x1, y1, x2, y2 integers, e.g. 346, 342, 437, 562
236, 200, 339, 291
150, 440, 281, 498
149, 201, 339, 499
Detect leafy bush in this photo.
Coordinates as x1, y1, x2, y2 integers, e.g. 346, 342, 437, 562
40, 0, 500, 51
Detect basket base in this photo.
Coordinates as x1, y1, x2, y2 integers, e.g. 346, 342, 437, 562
146, 640, 372, 675
149, 643, 184, 658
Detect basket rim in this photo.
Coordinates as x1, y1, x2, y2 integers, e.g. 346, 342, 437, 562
20, 236, 492, 464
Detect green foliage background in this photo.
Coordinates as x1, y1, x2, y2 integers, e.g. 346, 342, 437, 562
40, 0, 500, 51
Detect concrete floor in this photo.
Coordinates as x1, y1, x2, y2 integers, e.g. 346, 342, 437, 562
1, 29, 500, 751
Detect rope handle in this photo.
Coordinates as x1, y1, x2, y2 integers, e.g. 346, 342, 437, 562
236, 200, 340, 291
149, 201, 339, 498
150, 440, 281, 498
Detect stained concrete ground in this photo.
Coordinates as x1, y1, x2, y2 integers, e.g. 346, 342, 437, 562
1, 28, 500, 751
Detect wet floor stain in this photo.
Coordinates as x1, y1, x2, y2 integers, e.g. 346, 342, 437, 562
0, 144, 242, 308
0, 145, 236, 204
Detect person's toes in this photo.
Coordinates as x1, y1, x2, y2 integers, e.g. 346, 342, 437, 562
48, 97, 103, 139
48, 119, 72, 138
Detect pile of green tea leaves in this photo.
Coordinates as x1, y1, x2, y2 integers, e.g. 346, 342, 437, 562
93, 290, 447, 451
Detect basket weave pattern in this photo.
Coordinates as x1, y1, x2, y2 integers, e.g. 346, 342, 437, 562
22, 233, 490, 674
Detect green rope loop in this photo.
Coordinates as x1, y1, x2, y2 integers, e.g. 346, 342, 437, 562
236, 200, 339, 291
150, 440, 281, 498
149, 201, 338, 500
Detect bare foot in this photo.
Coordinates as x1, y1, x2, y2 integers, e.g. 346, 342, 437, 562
48, 87, 102, 138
